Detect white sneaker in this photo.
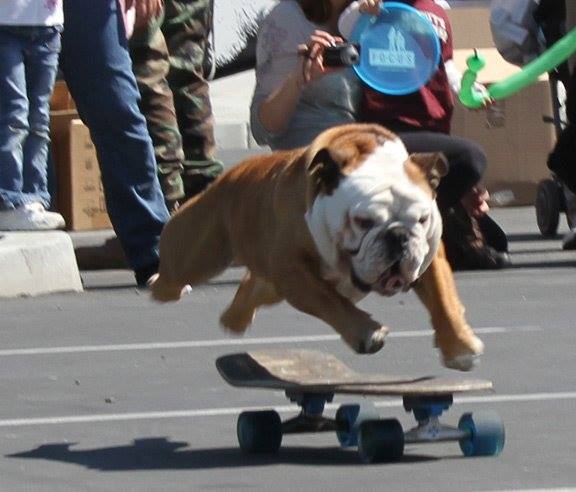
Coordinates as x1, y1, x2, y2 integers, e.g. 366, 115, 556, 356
0, 202, 66, 231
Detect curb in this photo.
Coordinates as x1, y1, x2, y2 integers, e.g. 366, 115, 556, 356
0, 231, 83, 298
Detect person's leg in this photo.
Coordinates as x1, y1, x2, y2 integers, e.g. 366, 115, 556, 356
163, 0, 223, 199
60, 0, 170, 280
397, 130, 508, 270
548, 62, 576, 189
129, 10, 186, 211
0, 27, 65, 230
547, 29, 576, 249
22, 26, 61, 209
397, 131, 486, 210
0, 27, 28, 211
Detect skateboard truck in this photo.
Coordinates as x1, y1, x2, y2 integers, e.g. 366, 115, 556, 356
403, 395, 469, 443
281, 390, 338, 434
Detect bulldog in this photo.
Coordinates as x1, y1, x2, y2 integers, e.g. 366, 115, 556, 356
150, 123, 484, 370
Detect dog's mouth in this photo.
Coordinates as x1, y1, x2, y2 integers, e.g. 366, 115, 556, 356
375, 258, 407, 296
351, 257, 407, 296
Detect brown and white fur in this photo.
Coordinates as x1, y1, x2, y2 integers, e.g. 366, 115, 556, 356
150, 124, 484, 370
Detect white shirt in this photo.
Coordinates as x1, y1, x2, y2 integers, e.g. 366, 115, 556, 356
0, 0, 64, 26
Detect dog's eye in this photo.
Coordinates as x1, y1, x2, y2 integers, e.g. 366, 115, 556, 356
354, 217, 376, 230
418, 215, 429, 225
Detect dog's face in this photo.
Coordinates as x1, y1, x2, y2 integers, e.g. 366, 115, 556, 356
304, 124, 447, 297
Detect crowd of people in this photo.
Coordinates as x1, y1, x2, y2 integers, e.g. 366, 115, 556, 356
0, 0, 574, 286
250, 0, 509, 270
0, 0, 220, 286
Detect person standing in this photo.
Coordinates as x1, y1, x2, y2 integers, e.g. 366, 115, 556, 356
0, 0, 66, 230
543, 0, 576, 249
59, 0, 171, 286
129, 0, 223, 211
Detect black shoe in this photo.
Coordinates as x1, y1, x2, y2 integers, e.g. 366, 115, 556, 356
453, 245, 511, 271
477, 214, 508, 252
441, 205, 510, 271
134, 261, 159, 288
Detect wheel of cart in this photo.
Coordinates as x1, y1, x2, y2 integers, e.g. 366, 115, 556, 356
536, 177, 563, 236
536, 177, 576, 237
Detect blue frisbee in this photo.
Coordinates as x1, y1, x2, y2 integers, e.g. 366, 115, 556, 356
349, 2, 441, 95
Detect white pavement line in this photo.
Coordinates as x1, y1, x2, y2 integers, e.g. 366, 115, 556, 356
0, 326, 539, 357
0, 390, 573, 428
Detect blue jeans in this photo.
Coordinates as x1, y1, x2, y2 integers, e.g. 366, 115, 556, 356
60, 0, 170, 271
0, 26, 61, 211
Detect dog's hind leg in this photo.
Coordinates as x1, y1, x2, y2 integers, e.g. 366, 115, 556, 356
151, 201, 233, 302
220, 272, 282, 333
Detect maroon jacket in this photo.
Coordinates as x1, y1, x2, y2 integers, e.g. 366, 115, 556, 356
361, 0, 454, 134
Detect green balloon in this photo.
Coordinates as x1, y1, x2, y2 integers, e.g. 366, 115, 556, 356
460, 27, 576, 109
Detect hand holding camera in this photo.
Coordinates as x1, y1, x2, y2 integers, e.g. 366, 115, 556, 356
323, 43, 361, 67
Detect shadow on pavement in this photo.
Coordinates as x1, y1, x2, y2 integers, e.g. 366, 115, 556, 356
506, 233, 558, 242
508, 259, 576, 269
7, 437, 438, 470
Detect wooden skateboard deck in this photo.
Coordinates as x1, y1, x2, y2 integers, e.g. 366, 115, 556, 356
216, 349, 493, 396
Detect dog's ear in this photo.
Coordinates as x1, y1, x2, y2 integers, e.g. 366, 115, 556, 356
408, 152, 448, 190
307, 148, 343, 196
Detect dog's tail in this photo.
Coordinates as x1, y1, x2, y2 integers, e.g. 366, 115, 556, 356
148, 273, 191, 303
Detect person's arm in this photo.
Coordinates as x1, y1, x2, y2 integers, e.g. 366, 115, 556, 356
256, 30, 344, 135
445, 59, 463, 94
338, 0, 381, 39
256, 69, 306, 136
119, 0, 163, 38
132, 0, 163, 27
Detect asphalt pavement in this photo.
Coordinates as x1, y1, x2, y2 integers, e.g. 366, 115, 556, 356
1, 206, 576, 491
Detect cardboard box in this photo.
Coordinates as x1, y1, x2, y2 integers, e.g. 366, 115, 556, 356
447, 4, 494, 50
50, 80, 76, 111
50, 111, 113, 231
452, 49, 555, 206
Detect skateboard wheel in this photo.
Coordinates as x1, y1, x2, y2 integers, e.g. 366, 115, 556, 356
358, 419, 404, 463
237, 410, 282, 453
336, 403, 379, 448
458, 410, 505, 457
536, 178, 562, 237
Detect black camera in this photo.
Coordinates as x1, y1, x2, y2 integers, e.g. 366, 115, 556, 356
323, 43, 361, 67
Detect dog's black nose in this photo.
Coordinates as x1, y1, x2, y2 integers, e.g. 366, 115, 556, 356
385, 226, 409, 259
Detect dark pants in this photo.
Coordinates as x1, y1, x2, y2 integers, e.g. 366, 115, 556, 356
60, 0, 170, 271
547, 67, 576, 193
387, 124, 487, 209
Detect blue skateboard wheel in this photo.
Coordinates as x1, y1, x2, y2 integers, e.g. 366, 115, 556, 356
458, 410, 505, 457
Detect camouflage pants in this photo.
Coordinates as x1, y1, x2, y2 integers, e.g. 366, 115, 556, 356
130, 0, 223, 202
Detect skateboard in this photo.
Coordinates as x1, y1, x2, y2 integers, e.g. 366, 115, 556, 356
216, 349, 505, 463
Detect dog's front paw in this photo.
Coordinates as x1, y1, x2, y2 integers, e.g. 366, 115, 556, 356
220, 306, 255, 334
348, 326, 389, 354
439, 333, 484, 371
